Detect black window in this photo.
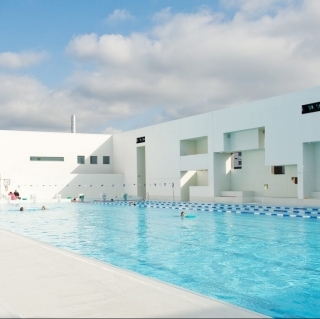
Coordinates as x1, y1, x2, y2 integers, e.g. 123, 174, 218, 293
103, 156, 110, 164
136, 136, 145, 144
90, 156, 98, 164
77, 156, 85, 164
271, 166, 285, 174
302, 102, 320, 114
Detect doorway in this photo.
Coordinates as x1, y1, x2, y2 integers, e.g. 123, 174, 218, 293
137, 146, 146, 199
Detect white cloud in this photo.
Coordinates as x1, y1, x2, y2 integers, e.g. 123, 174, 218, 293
66, 33, 133, 65
0, 74, 131, 133
106, 9, 134, 24
65, 0, 320, 129
1, 0, 320, 133
102, 127, 123, 134
0, 51, 48, 69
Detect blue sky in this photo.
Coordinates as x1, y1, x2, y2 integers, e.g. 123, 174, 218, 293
0, 0, 319, 133
0, 0, 223, 87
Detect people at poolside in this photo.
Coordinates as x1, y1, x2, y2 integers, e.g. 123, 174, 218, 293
20, 207, 24, 211
42, 206, 46, 210
71, 198, 77, 202
14, 190, 21, 199
8, 192, 16, 200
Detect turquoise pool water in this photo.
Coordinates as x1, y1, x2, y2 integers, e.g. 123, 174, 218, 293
0, 202, 320, 318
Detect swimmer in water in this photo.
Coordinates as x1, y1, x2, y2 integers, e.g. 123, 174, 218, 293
180, 211, 185, 217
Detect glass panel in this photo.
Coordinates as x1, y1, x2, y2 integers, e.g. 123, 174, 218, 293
103, 156, 110, 164
90, 156, 98, 164
77, 156, 85, 164
30, 157, 64, 161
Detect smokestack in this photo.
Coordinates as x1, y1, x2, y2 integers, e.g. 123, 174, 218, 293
71, 115, 76, 133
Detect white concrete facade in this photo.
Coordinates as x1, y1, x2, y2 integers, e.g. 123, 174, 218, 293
1, 86, 320, 204
0, 131, 124, 201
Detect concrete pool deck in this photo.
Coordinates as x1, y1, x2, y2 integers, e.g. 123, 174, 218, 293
0, 229, 268, 318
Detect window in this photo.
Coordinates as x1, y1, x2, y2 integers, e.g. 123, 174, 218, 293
302, 102, 320, 114
103, 156, 110, 164
232, 152, 242, 169
291, 177, 298, 184
136, 136, 145, 144
180, 136, 208, 156
30, 157, 64, 161
90, 156, 98, 164
77, 156, 85, 164
271, 166, 285, 175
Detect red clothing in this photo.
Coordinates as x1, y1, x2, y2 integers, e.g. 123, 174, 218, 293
9, 193, 16, 200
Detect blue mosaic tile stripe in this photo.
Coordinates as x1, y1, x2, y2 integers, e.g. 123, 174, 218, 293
91, 200, 320, 219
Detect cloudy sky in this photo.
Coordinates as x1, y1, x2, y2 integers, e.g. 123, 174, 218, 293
0, 0, 319, 134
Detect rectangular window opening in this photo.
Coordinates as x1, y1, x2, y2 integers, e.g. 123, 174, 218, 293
232, 152, 242, 169
136, 136, 145, 144
30, 156, 64, 161
103, 156, 110, 164
77, 156, 85, 164
271, 166, 285, 175
90, 156, 98, 164
302, 102, 320, 114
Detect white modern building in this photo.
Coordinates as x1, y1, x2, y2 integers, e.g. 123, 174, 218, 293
1, 86, 320, 206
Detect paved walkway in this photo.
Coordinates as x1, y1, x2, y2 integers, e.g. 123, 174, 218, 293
0, 229, 268, 318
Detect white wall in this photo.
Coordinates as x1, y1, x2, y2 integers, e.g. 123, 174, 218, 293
212, 86, 320, 199
230, 150, 298, 198
2, 173, 124, 200
113, 113, 213, 201
180, 136, 208, 156
213, 153, 231, 197
0, 130, 113, 175
180, 154, 208, 171
112, 86, 320, 202
2, 86, 320, 203
227, 128, 260, 152
0, 130, 114, 199
302, 143, 315, 198
197, 170, 208, 186
315, 143, 320, 192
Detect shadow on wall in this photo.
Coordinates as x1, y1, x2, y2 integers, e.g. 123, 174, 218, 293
1, 136, 125, 200
71, 139, 113, 174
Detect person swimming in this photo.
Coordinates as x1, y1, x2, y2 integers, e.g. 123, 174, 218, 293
180, 211, 185, 217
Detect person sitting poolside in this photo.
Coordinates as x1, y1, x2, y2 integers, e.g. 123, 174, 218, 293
8, 192, 16, 200
20, 207, 24, 211
71, 198, 77, 202
41, 206, 46, 210
14, 190, 21, 200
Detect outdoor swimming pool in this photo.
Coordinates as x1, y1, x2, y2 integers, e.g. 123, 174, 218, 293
0, 201, 319, 318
